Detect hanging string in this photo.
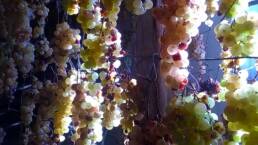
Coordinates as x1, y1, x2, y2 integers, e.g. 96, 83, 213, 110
198, 56, 258, 61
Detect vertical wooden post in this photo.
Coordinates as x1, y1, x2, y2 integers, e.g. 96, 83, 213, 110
132, 0, 173, 119
117, 0, 175, 119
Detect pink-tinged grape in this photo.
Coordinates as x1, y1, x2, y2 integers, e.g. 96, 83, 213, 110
65, 1, 126, 144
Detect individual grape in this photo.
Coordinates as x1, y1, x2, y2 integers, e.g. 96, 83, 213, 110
62, 0, 80, 15
99, 71, 107, 81
214, 122, 226, 134
144, 0, 153, 10
196, 92, 217, 108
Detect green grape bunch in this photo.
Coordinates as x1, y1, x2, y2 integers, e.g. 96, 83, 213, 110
163, 96, 225, 145
218, 0, 249, 18
215, 12, 258, 56
224, 82, 258, 145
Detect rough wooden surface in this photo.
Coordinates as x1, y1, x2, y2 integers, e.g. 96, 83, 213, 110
117, 0, 173, 119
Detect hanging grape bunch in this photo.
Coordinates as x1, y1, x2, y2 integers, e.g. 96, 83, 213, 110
153, 0, 208, 90
163, 96, 225, 145
215, 13, 258, 57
